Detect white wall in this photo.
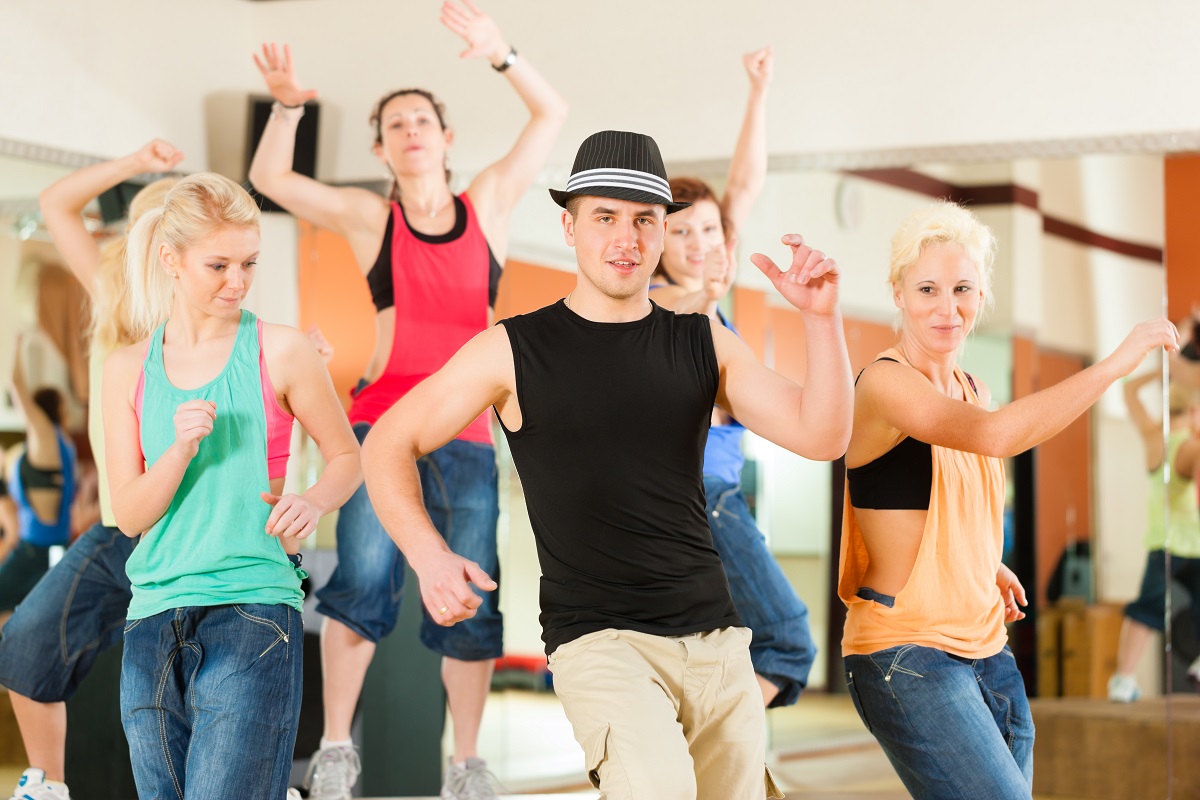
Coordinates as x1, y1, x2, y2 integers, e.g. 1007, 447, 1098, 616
4, 1, 1198, 178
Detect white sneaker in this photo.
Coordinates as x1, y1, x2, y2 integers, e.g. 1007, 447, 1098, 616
286, 790, 302, 800
1107, 673, 1141, 703
8, 769, 71, 800
303, 744, 361, 800
441, 756, 506, 800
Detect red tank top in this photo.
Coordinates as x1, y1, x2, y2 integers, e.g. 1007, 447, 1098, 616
348, 194, 493, 443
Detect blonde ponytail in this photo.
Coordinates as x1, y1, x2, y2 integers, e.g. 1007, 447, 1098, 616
92, 177, 179, 352
123, 207, 174, 343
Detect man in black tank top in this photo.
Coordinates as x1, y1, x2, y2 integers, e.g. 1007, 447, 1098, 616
361, 131, 854, 799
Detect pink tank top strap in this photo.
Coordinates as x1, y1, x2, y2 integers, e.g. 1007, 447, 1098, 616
257, 319, 294, 480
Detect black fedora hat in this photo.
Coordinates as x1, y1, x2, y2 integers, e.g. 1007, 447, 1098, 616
549, 130, 690, 214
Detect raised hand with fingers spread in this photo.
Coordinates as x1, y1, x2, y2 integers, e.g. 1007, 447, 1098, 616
440, 0, 509, 64
252, 42, 318, 107
751, 234, 841, 317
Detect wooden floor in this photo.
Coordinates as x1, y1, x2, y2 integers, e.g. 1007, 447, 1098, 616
0, 692, 1099, 799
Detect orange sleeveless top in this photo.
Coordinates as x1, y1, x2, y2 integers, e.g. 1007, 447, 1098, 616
839, 348, 1008, 658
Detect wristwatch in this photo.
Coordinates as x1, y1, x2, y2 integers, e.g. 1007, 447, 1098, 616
493, 47, 518, 73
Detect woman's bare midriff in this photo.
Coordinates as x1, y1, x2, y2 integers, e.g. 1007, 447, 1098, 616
854, 507, 928, 597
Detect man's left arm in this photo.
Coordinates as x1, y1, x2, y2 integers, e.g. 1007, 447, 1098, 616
713, 234, 853, 461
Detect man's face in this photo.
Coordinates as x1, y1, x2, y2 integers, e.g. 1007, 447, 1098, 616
562, 196, 666, 301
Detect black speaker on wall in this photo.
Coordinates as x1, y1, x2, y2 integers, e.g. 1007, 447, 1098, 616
245, 95, 320, 213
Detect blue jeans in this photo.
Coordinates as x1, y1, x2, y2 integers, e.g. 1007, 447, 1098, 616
316, 423, 503, 660
121, 603, 302, 800
0, 522, 134, 701
845, 642, 1035, 800
705, 476, 815, 707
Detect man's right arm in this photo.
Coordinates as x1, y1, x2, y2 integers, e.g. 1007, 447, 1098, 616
361, 324, 517, 624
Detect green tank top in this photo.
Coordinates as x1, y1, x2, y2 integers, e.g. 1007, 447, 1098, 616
1146, 429, 1200, 557
126, 310, 303, 620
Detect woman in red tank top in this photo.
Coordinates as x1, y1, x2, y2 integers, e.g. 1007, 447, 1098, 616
247, 3, 566, 798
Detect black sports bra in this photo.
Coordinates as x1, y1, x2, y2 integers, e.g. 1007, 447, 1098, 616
846, 357, 976, 511
18, 455, 65, 492
366, 197, 502, 312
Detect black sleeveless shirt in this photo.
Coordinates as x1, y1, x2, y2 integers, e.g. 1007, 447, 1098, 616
498, 300, 741, 655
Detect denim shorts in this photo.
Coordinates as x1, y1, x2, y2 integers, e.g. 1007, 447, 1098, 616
705, 476, 815, 707
1125, 549, 1200, 636
0, 540, 54, 612
0, 522, 134, 701
315, 423, 503, 660
845, 637, 1035, 800
122, 603, 302, 799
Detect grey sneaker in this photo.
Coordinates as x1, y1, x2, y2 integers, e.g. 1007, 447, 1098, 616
304, 745, 361, 800
440, 756, 506, 800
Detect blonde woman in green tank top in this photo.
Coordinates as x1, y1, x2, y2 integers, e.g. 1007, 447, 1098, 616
102, 173, 361, 799
1108, 373, 1200, 702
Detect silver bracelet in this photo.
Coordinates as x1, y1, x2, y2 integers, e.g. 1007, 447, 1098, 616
270, 101, 306, 121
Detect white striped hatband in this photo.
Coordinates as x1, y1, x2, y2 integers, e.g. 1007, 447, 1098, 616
564, 167, 673, 201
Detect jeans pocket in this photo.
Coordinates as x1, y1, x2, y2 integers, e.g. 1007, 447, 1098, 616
122, 617, 145, 634
233, 605, 291, 658
845, 670, 874, 734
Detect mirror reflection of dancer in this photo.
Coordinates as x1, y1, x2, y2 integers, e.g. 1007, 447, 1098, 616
248, 3, 566, 797
650, 46, 815, 709
361, 131, 853, 799
1, 337, 75, 624
103, 173, 361, 799
840, 201, 1179, 800
0, 142, 179, 800
1107, 373, 1200, 701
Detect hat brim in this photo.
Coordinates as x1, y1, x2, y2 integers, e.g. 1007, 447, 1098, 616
549, 186, 690, 215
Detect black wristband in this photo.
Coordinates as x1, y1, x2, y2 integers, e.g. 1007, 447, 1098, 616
492, 47, 517, 73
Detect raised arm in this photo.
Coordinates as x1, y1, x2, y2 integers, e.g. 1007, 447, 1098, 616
721, 46, 773, 237
258, 325, 361, 545
361, 324, 515, 624
714, 235, 853, 461
39, 140, 183, 296
1123, 370, 1164, 469
10, 337, 56, 459
859, 319, 1180, 460
248, 43, 385, 248
446, 0, 568, 232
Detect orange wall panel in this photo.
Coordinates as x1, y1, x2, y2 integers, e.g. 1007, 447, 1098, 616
732, 287, 768, 360
1166, 156, 1200, 323
845, 318, 899, 375
1033, 350, 1091, 608
493, 261, 575, 320
767, 306, 809, 383
297, 222, 376, 411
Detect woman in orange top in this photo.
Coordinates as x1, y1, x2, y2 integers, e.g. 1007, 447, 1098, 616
840, 201, 1178, 800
